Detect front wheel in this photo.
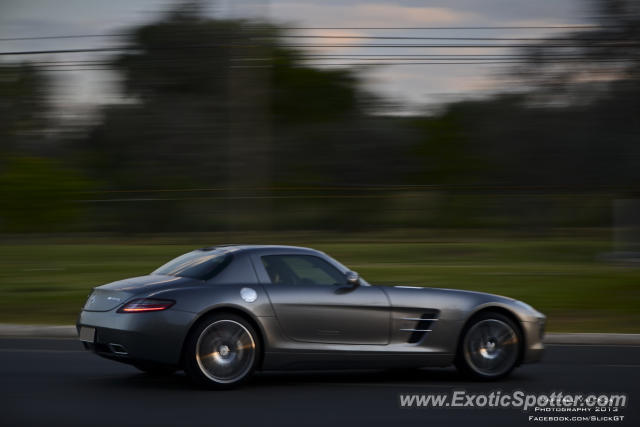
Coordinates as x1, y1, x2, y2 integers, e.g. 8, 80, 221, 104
184, 313, 260, 389
455, 312, 521, 380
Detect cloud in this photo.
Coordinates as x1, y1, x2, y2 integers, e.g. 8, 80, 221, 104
272, 2, 479, 27
271, 0, 584, 28
350, 4, 478, 26
362, 63, 505, 112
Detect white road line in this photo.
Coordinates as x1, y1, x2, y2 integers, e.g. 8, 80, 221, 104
0, 348, 82, 353
602, 364, 640, 368
546, 344, 640, 348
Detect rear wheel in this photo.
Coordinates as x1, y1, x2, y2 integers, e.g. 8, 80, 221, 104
184, 313, 260, 389
455, 312, 521, 380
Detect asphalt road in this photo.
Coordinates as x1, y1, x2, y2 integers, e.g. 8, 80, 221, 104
1, 338, 637, 427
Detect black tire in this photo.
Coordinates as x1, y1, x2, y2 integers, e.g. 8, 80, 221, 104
133, 362, 177, 376
184, 313, 260, 389
455, 311, 522, 381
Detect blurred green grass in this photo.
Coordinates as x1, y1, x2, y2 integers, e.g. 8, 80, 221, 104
0, 238, 638, 332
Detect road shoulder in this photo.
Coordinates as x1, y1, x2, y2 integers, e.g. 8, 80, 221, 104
1, 323, 639, 345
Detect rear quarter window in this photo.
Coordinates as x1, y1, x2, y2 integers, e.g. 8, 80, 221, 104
153, 250, 233, 281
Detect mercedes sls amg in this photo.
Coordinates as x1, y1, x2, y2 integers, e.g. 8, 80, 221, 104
77, 245, 545, 388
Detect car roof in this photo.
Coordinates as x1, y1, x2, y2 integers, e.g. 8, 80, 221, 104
197, 244, 321, 255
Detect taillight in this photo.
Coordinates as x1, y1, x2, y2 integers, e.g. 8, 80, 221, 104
118, 298, 175, 313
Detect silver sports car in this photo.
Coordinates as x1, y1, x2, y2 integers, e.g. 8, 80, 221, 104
77, 245, 545, 388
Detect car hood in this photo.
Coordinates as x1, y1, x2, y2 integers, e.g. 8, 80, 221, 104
84, 275, 200, 312
429, 286, 515, 301
388, 285, 542, 319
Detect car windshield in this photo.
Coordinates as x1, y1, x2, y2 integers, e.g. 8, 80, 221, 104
152, 249, 232, 280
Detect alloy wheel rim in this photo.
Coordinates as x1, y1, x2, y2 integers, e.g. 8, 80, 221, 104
464, 319, 518, 376
195, 319, 256, 384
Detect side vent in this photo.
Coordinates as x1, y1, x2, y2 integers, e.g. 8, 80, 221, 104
400, 311, 440, 344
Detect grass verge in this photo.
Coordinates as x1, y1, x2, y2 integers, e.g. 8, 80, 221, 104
0, 236, 637, 332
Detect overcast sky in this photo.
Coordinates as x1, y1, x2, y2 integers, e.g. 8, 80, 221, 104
0, 0, 589, 111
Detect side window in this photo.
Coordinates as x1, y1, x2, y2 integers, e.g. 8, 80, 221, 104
261, 255, 346, 286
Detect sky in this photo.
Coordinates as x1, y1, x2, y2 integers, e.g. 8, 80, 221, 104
0, 0, 589, 112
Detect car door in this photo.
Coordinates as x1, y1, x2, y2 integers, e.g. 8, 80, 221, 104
255, 253, 390, 345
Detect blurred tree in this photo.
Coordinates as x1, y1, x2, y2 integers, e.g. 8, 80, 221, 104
75, 1, 640, 232
271, 48, 359, 124
497, 0, 640, 190
83, 5, 409, 231
0, 157, 93, 232
514, 0, 640, 99
0, 64, 50, 156
0, 64, 98, 232
405, 0, 640, 228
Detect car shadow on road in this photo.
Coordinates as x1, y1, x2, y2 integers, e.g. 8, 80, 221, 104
251, 367, 533, 388
88, 367, 533, 391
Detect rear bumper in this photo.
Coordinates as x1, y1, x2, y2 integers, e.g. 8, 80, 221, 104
77, 309, 195, 365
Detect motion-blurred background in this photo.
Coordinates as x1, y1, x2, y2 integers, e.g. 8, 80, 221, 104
0, 0, 639, 331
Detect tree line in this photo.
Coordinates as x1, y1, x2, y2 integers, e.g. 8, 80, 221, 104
1, 1, 639, 233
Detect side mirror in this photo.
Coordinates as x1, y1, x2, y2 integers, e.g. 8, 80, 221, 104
346, 271, 360, 286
